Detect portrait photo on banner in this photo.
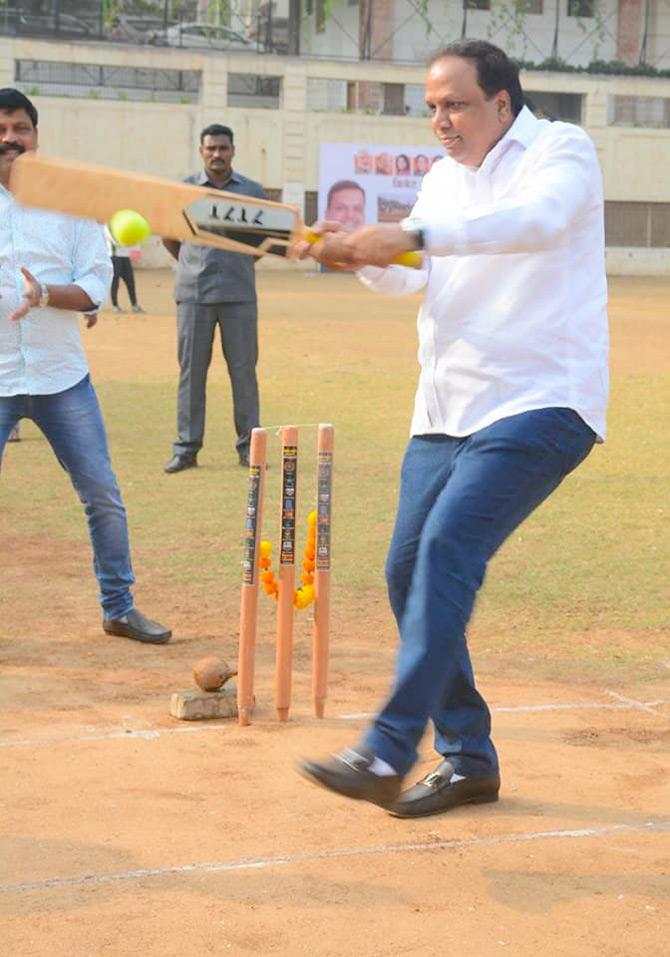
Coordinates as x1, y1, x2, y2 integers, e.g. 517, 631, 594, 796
318, 143, 444, 229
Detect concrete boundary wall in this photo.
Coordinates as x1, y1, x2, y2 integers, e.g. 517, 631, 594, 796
1, 37, 669, 274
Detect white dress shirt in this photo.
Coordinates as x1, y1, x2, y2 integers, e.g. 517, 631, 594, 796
0, 186, 112, 396
359, 106, 609, 440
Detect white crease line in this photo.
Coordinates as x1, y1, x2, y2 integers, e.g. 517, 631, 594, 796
2, 821, 667, 895
1, 699, 668, 748
0, 724, 228, 748
340, 700, 670, 720
606, 690, 667, 718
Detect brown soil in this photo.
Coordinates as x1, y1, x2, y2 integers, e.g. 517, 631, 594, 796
1, 271, 668, 957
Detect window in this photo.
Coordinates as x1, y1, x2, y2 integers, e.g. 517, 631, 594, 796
605, 203, 670, 248
526, 91, 583, 124
383, 84, 405, 116
526, 0, 543, 12
609, 95, 670, 129
568, 0, 594, 16
464, 0, 491, 9
227, 74, 282, 109
13, 59, 200, 103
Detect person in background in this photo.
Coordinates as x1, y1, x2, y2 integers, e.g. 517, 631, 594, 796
105, 225, 145, 314
162, 123, 265, 473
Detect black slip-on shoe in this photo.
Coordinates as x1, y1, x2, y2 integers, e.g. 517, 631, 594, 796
389, 759, 500, 818
300, 746, 402, 809
164, 453, 197, 474
103, 608, 172, 644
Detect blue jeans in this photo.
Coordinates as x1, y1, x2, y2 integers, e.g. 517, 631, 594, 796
363, 408, 596, 778
0, 374, 136, 619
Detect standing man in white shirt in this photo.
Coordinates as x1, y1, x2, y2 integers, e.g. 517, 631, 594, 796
0, 88, 171, 645
300, 41, 608, 816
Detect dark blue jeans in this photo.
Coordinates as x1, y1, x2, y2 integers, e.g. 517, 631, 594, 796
0, 374, 136, 619
363, 408, 596, 778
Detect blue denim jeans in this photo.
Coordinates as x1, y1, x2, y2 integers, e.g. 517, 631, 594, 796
363, 407, 596, 778
0, 374, 136, 619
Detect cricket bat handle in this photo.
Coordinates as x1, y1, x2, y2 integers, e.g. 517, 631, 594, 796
304, 229, 423, 269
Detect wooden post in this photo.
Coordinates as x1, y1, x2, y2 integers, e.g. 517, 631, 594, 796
275, 426, 298, 721
312, 423, 334, 718
237, 428, 267, 726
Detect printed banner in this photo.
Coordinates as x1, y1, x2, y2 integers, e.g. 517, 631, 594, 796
318, 143, 443, 230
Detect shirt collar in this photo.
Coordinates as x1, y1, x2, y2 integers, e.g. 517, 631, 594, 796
476, 105, 539, 175
504, 104, 541, 148
196, 168, 242, 189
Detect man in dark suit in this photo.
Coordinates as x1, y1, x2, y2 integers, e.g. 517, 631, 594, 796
163, 124, 266, 473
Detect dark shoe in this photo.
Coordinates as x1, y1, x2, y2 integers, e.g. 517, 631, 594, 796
238, 452, 249, 467
389, 759, 500, 818
300, 746, 402, 809
103, 607, 171, 644
164, 452, 197, 474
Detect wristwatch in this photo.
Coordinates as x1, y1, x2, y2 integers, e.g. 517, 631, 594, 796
38, 282, 50, 308
399, 217, 426, 251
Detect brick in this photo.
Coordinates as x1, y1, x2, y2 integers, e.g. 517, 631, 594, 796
170, 686, 238, 721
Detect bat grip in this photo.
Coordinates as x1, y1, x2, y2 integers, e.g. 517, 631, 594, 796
304, 229, 422, 269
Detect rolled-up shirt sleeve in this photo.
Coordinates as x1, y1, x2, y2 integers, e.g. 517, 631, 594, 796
357, 262, 430, 296
72, 219, 113, 306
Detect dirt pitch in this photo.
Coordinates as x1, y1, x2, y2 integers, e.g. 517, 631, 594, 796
1, 270, 669, 957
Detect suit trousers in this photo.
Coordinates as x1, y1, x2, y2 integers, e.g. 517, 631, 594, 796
173, 300, 259, 458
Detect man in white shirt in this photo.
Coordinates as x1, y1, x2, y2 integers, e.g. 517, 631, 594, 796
0, 88, 170, 645
300, 41, 608, 816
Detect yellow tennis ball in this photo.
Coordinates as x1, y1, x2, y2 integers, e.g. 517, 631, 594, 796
109, 209, 151, 246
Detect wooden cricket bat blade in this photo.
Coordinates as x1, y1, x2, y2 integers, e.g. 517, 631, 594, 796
9, 153, 302, 257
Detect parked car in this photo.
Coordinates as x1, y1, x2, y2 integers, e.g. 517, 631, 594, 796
162, 22, 256, 52
106, 15, 179, 45
16, 13, 93, 39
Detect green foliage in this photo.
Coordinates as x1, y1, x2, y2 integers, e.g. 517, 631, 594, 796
517, 56, 670, 78
488, 0, 536, 60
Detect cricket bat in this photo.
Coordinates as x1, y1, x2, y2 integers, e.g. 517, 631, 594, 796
9, 153, 422, 268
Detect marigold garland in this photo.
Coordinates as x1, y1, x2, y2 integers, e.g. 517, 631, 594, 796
259, 510, 317, 609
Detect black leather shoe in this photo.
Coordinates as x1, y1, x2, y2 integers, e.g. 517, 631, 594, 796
389, 759, 500, 818
103, 608, 172, 644
300, 746, 402, 809
238, 452, 249, 467
164, 453, 197, 474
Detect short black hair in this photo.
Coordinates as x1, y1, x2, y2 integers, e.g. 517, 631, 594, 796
429, 40, 524, 117
200, 123, 234, 144
0, 88, 38, 127
326, 179, 365, 207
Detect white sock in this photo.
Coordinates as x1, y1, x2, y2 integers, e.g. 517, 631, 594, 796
369, 757, 398, 776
